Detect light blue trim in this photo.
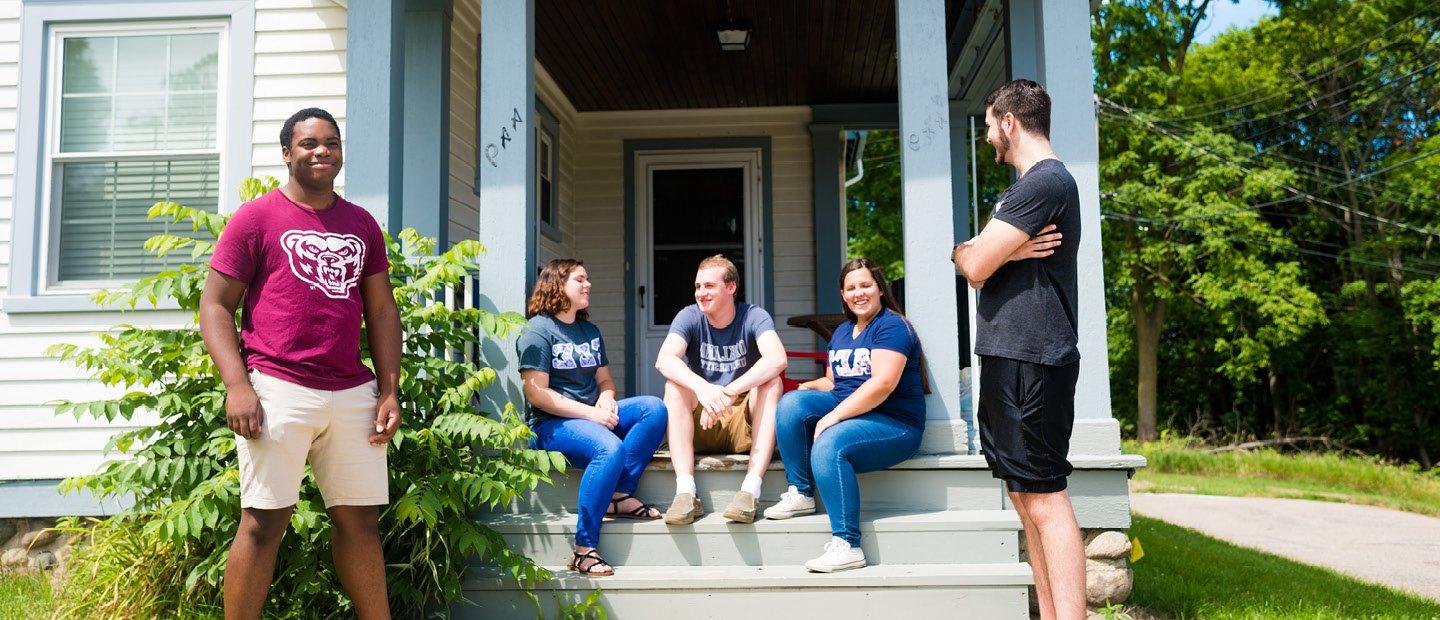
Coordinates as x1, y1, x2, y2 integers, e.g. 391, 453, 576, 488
6, 0, 255, 315
346, 0, 405, 232
402, 0, 452, 247
0, 480, 131, 518
622, 137, 774, 396
1, 295, 181, 313
1007, 0, 1042, 81
534, 98, 562, 244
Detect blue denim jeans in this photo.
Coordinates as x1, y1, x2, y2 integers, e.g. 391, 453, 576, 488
775, 390, 923, 546
531, 395, 667, 548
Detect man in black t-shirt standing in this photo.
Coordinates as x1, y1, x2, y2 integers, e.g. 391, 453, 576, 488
951, 79, 1085, 620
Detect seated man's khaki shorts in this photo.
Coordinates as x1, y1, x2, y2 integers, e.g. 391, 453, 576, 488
237, 371, 389, 509
692, 392, 754, 454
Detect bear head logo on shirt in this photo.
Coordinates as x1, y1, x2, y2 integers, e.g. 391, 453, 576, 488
280, 230, 365, 299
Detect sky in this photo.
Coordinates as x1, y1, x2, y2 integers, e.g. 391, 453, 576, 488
1193, 0, 1278, 44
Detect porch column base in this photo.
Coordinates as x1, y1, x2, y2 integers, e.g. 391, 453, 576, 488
919, 418, 972, 456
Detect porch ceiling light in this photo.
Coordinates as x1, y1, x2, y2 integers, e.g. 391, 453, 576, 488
716, 19, 752, 51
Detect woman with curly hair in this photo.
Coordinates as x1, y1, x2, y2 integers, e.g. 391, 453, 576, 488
515, 258, 667, 576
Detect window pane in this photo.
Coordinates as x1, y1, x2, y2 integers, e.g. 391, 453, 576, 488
652, 168, 744, 246
115, 35, 167, 93
169, 33, 219, 91
112, 94, 167, 151
540, 178, 554, 225
59, 96, 112, 152
166, 93, 218, 149
57, 158, 220, 281
62, 37, 113, 95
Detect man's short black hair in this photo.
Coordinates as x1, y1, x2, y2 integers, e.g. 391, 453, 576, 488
984, 79, 1051, 139
280, 107, 341, 148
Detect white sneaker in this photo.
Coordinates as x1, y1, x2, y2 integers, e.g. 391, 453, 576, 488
804, 537, 866, 573
762, 486, 816, 520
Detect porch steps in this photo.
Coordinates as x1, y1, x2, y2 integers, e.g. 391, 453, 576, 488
460, 454, 1036, 619
464, 563, 1032, 619
488, 509, 1021, 566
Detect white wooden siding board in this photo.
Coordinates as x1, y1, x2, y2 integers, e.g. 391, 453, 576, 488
0, 454, 113, 480
0, 358, 91, 381
0, 2, 18, 19
0, 381, 123, 407
253, 98, 346, 120
254, 52, 346, 75
254, 74, 347, 97
256, 0, 337, 9
255, 30, 346, 53
0, 407, 161, 430
0, 428, 141, 453
255, 7, 346, 31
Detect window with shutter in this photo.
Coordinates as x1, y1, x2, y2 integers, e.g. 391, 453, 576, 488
46, 25, 222, 286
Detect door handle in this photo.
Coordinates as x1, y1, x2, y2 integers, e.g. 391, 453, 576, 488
638, 285, 646, 309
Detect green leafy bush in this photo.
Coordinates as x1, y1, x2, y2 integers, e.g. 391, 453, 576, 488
48, 177, 562, 618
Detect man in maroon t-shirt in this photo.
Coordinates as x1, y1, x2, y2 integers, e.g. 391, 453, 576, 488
201, 108, 402, 619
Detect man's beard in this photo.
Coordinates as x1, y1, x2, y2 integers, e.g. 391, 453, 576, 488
992, 132, 1011, 165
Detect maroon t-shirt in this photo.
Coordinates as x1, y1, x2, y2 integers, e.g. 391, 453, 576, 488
210, 189, 389, 390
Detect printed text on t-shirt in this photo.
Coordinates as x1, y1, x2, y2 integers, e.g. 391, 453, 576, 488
831, 348, 873, 378
552, 338, 602, 370
700, 341, 749, 374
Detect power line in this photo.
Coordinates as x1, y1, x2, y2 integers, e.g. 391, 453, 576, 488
1100, 97, 1440, 237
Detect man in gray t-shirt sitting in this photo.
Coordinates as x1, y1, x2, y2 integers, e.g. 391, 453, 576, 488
656, 255, 789, 525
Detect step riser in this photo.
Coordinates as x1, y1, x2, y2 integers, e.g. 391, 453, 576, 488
501, 528, 1018, 566
460, 587, 1029, 619
489, 469, 1006, 514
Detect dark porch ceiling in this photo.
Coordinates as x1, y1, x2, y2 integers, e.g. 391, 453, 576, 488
536, 0, 983, 112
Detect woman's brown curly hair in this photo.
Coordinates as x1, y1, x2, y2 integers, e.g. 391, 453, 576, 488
527, 258, 588, 320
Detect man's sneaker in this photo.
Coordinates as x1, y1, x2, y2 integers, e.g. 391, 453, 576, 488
762, 486, 816, 520
722, 491, 758, 523
663, 492, 704, 525
804, 537, 867, 573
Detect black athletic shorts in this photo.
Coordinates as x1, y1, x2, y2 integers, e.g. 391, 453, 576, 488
976, 355, 1079, 494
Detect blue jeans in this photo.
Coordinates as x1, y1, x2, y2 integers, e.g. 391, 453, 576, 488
775, 390, 923, 546
531, 395, 667, 548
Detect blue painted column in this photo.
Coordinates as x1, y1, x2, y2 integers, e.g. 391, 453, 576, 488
809, 124, 845, 316
403, 0, 452, 247
345, 0, 406, 230
476, 0, 536, 412
896, 0, 965, 454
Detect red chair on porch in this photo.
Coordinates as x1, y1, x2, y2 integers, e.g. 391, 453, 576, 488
781, 351, 828, 392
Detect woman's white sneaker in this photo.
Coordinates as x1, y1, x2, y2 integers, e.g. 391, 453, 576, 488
804, 537, 866, 573
762, 486, 816, 520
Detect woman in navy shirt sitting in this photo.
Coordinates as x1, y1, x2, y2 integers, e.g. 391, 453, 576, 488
764, 257, 927, 572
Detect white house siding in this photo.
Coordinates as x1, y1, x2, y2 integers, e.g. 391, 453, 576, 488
0, 0, 348, 481
252, 0, 347, 192
569, 107, 818, 393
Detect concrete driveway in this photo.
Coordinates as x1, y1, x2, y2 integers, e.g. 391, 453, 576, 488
1130, 493, 1440, 602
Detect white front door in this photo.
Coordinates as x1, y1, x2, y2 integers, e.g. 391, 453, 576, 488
633, 149, 765, 397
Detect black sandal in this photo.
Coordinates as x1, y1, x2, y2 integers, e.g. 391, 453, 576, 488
606, 493, 661, 520
568, 549, 615, 576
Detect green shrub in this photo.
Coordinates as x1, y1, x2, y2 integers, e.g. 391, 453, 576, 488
48, 177, 562, 618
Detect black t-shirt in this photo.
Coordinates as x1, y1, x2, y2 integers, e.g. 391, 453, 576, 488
974, 158, 1081, 366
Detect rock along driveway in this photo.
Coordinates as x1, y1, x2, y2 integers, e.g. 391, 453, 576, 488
1129, 493, 1440, 602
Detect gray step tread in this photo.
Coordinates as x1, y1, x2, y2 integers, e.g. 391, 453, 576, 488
485, 509, 1022, 533
467, 562, 1035, 590
648, 451, 1145, 472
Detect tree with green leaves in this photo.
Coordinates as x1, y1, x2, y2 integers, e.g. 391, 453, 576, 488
1094, 0, 1326, 442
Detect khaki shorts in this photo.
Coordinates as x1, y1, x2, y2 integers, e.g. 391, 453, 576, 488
237, 371, 389, 509
692, 392, 753, 455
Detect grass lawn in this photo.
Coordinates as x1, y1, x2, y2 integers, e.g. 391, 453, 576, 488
1127, 438, 1440, 516
1128, 515, 1440, 619
0, 569, 52, 620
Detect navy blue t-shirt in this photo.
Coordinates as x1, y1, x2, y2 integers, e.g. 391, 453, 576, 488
667, 302, 776, 386
516, 314, 608, 426
828, 308, 926, 427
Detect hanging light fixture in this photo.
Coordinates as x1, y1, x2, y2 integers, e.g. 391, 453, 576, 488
715, 1, 751, 51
